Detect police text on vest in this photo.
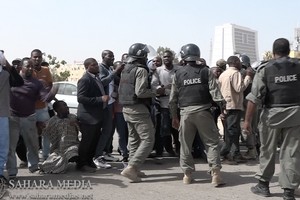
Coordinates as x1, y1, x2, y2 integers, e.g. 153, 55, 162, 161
184, 78, 202, 85
274, 74, 297, 83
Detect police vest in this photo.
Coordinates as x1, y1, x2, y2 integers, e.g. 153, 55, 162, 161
264, 57, 300, 107
175, 65, 212, 107
118, 63, 151, 106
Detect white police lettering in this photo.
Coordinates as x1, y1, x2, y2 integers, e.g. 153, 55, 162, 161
274, 74, 297, 83
183, 78, 202, 85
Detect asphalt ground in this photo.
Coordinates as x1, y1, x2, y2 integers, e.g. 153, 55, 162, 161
1, 118, 300, 200
2, 147, 300, 200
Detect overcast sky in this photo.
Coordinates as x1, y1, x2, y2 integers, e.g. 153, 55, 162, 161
1, 0, 299, 65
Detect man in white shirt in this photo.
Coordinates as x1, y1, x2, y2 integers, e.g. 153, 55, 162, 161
152, 50, 180, 156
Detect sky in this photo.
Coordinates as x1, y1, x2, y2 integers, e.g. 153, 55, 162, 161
1, 0, 299, 66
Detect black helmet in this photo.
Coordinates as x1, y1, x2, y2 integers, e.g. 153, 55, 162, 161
180, 43, 201, 61
239, 54, 251, 68
128, 43, 149, 59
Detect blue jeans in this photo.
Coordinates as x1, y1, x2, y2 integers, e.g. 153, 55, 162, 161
7, 115, 39, 175
115, 112, 128, 158
95, 104, 112, 158
0, 117, 9, 176
36, 107, 50, 160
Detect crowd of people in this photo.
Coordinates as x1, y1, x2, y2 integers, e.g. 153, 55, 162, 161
0, 37, 299, 200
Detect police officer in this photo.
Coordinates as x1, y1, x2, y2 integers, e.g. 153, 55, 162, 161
243, 38, 300, 200
169, 43, 225, 186
118, 43, 163, 182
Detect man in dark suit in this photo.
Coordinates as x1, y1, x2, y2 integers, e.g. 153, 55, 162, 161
77, 58, 109, 173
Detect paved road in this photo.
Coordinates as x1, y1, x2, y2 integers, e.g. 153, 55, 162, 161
2, 119, 300, 200
2, 150, 300, 200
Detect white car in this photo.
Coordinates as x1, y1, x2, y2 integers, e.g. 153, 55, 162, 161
53, 81, 78, 113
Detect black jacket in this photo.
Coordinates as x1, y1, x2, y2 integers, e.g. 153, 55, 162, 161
77, 72, 107, 124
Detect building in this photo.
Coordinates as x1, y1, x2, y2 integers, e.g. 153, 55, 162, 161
54, 61, 85, 82
210, 23, 259, 67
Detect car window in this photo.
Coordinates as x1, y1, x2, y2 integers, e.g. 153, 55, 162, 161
56, 83, 65, 95
64, 84, 77, 95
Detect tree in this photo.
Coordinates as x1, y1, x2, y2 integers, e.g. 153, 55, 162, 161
263, 51, 273, 61
156, 46, 179, 64
43, 53, 69, 81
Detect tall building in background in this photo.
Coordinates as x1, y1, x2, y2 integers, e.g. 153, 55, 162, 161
290, 27, 300, 58
210, 23, 259, 67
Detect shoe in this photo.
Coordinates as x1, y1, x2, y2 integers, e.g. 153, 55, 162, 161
136, 170, 147, 178
148, 152, 162, 158
88, 161, 97, 169
68, 156, 79, 163
29, 166, 39, 173
221, 158, 238, 165
120, 157, 128, 162
166, 150, 177, 157
19, 161, 28, 168
251, 181, 271, 197
79, 165, 96, 173
121, 166, 141, 183
93, 157, 112, 169
103, 153, 119, 162
283, 188, 295, 200
243, 149, 257, 160
183, 172, 193, 184
211, 168, 225, 187
233, 155, 248, 163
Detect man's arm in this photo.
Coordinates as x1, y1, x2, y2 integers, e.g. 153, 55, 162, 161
151, 69, 165, 96
243, 100, 257, 133
243, 68, 266, 133
231, 72, 251, 93
135, 67, 156, 98
8, 67, 24, 87
99, 65, 116, 87
169, 76, 180, 129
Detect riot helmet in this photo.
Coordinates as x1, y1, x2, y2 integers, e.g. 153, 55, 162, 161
239, 54, 251, 68
180, 43, 201, 62
128, 43, 149, 60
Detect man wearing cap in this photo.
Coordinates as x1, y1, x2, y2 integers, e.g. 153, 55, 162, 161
216, 59, 227, 71
169, 43, 225, 186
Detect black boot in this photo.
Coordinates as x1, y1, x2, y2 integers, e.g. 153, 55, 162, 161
250, 180, 271, 197
283, 188, 295, 200
163, 136, 176, 156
